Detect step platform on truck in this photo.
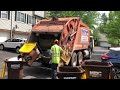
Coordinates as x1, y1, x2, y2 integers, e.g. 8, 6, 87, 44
57, 66, 86, 79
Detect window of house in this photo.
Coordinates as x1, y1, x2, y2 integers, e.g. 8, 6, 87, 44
1, 11, 8, 19
16, 12, 21, 21
16, 12, 26, 23
27, 15, 36, 24
28, 15, 32, 24
21, 13, 25, 22
32, 16, 36, 24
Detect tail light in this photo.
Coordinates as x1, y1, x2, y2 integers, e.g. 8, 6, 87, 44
101, 55, 110, 60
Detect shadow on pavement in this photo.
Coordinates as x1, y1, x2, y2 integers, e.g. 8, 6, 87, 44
23, 62, 51, 79
2, 48, 18, 54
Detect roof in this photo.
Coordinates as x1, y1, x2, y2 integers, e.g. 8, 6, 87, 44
109, 47, 120, 51
32, 17, 80, 33
40, 17, 79, 22
16, 38, 27, 40
32, 25, 64, 32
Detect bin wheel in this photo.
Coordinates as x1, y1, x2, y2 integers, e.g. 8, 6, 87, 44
77, 51, 83, 66
70, 52, 77, 67
0, 44, 4, 50
112, 67, 120, 79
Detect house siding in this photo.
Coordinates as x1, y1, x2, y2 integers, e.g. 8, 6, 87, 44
99, 33, 111, 47
0, 11, 46, 41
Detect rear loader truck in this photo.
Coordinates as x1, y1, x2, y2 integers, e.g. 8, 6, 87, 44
19, 17, 93, 67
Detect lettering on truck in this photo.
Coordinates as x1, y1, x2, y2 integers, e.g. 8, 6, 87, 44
81, 28, 89, 43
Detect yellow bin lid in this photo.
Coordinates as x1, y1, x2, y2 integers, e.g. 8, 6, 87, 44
19, 42, 37, 53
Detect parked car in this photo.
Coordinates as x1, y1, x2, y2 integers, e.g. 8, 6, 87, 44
0, 38, 27, 53
101, 47, 120, 79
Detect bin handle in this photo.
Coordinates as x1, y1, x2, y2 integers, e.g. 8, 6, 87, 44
108, 62, 113, 66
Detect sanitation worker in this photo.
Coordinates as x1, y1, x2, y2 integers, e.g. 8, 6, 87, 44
50, 39, 63, 79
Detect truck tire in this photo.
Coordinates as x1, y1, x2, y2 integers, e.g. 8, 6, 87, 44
86, 49, 92, 59
77, 51, 83, 66
70, 52, 77, 67
0, 44, 4, 50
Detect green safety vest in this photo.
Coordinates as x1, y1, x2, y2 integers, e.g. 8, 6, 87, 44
50, 44, 63, 64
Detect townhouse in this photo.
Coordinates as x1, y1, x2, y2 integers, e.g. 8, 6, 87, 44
0, 11, 47, 42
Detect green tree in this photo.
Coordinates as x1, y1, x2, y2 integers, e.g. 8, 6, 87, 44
108, 38, 118, 46
98, 13, 108, 34
98, 11, 120, 46
91, 30, 100, 46
47, 11, 99, 30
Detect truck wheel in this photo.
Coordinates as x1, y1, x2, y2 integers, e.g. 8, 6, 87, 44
0, 44, 4, 50
89, 49, 92, 59
70, 52, 77, 67
77, 51, 83, 66
86, 49, 92, 59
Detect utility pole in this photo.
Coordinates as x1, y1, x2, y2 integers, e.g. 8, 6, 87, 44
10, 11, 12, 39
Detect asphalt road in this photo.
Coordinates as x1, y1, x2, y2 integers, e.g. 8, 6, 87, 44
0, 47, 109, 79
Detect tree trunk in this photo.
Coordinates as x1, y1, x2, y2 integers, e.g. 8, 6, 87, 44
118, 40, 120, 46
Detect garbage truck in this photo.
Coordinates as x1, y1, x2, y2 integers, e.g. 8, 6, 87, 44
19, 17, 93, 67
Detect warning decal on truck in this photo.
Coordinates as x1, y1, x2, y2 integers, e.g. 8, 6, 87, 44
81, 28, 88, 43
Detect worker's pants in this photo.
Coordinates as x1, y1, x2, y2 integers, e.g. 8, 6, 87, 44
51, 63, 58, 79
